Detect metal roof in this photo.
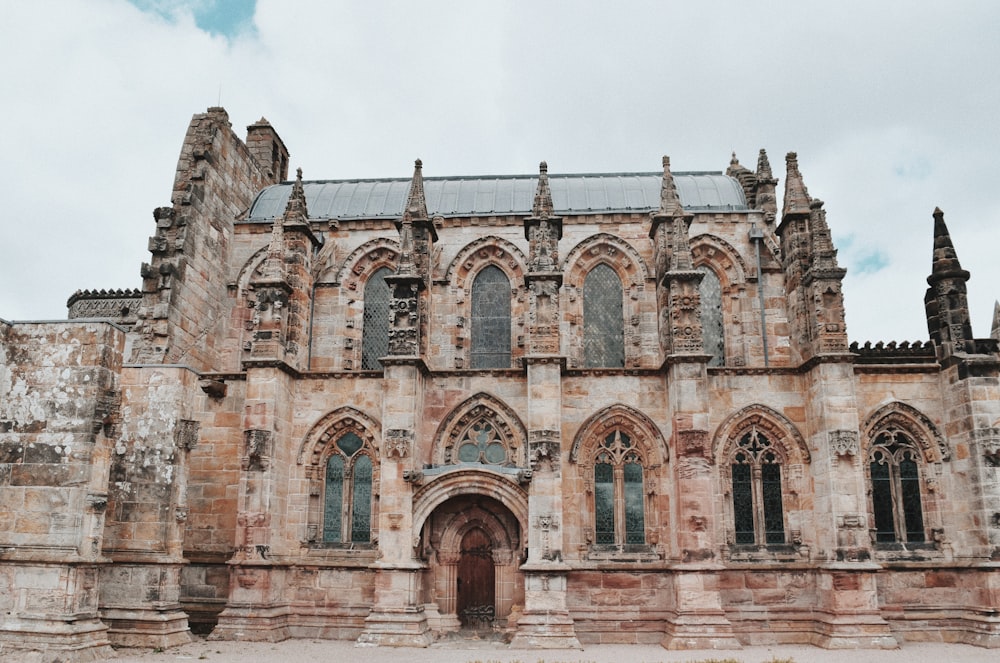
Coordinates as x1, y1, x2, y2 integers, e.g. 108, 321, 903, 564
245, 172, 747, 221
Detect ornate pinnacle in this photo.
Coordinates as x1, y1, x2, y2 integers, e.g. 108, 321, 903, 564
781, 151, 811, 218
532, 161, 554, 219
657, 155, 686, 218
757, 148, 774, 180
403, 158, 428, 223
281, 166, 309, 225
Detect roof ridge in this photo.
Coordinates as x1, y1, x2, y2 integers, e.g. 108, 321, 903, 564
278, 171, 726, 186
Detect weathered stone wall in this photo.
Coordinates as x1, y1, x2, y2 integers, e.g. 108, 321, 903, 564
0, 320, 124, 658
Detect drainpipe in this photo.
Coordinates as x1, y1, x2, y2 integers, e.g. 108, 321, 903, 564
749, 223, 769, 367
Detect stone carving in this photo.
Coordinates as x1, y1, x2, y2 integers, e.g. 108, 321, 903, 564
402, 470, 423, 484
384, 429, 413, 459
174, 506, 189, 522
85, 493, 108, 513
829, 429, 859, 457
677, 429, 710, 459
528, 429, 561, 471
175, 419, 200, 451
243, 429, 272, 471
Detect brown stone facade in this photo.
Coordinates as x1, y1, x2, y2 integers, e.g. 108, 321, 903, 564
1, 108, 999, 659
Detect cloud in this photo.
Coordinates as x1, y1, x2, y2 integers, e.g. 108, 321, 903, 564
1, 0, 998, 345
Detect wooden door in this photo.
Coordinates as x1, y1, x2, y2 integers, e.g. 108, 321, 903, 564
456, 527, 495, 628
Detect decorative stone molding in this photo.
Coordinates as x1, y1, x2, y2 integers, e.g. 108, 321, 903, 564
435, 393, 527, 467
712, 403, 810, 465
174, 506, 189, 522
402, 470, 424, 485
570, 403, 669, 465
829, 429, 859, 457
863, 401, 949, 462
677, 429, 710, 459
384, 429, 413, 459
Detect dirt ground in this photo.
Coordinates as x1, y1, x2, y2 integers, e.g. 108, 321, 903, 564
105, 636, 998, 663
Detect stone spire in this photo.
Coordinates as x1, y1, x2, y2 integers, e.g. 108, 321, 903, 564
658, 156, 686, 219
925, 207, 974, 355
807, 199, 842, 274
782, 152, 811, 219
532, 161, 554, 219
403, 158, 428, 223
281, 167, 309, 226
928, 207, 970, 282
992, 301, 1000, 342
755, 149, 779, 223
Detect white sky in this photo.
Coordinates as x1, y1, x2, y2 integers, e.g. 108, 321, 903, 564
2, 1, 998, 343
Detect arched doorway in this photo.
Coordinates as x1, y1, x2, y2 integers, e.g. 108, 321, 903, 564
456, 527, 495, 628
423, 494, 522, 633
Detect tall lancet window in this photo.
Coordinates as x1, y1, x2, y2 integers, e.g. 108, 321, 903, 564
698, 266, 724, 366
869, 430, 926, 544
323, 432, 374, 544
583, 264, 625, 368
361, 267, 391, 370
471, 266, 511, 368
594, 430, 645, 546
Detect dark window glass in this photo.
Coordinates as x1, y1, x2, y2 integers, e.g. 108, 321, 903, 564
870, 452, 895, 543
595, 463, 614, 544
337, 432, 363, 456
471, 266, 511, 368
351, 455, 372, 543
323, 455, 344, 543
623, 462, 645, 544
583, 264, 625, 368
899, 452, 925, 543
698, 266, 724, 366
761, 462, 785, 544
731, 461, 754, 544
361, 267, 391, 370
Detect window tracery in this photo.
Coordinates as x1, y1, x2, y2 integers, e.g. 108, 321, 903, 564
323, 432, 375, 544
471, 266, 512, 369
868, 428, 926, 544
729, 427, 785, 545
361, 267, 392, 370
593, 430, 645, 545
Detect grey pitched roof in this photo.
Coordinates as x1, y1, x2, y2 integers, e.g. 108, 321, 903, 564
245, 172, 747, 222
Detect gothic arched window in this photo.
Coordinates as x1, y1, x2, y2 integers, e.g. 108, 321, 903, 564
698, 266, 724, 366
869, 431, 925, 544
361, 267, 392, 370
729, 427, 785, 545
323, 432, 374, 543
471, 266, 511, 369
593, 430, 645, 546
583, 264, 625, 368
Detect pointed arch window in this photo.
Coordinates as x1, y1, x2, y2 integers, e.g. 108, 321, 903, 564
361, 267, 392, 370
593, 430, 645, 546
323, 432, 374, 543
583, 264, 625, 368
698, 266, 724, 366
869, 430, 925, 544
471, 266, 511, 369
729, 427, 785, 545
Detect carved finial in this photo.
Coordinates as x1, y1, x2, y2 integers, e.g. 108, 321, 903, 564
657, 155, 685, 218
296, 167, 302, 181
730, 151, 739, 165
403, 158, 428, 222
781, 151, 811, 218
532, 160, 554, 219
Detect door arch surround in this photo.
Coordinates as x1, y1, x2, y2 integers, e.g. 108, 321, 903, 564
424, 494, 522, 631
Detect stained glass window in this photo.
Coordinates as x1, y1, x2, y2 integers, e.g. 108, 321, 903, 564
455, 420, 508, 465
583, 264, 625, 368
323, 432, 374, 544
361, 267, 391, 370
730, 428, 785, 546
471, 266, 511, 368
698, 266, 724, 366
869, 432, 925, 544
592, 430, 645, 547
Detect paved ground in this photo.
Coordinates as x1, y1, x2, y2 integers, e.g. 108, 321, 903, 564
105, 636, 998, 663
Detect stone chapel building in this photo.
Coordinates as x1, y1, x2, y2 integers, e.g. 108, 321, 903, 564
1, 107, 999, 659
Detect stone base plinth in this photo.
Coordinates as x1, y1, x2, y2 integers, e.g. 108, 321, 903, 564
661, 613, 742, 650
0, 617, 114, 662
811, 614, 898, 649
356, 606, 433, 647
509, 611, 582, 649
101, 607, 192, 649
209, 604, 290, 642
